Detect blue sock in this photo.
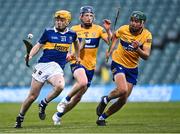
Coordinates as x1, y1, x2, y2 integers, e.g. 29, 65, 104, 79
102, 113, 108, 119
41, 99, 48, 107
102, 96, 110, 104
65, 96, 71, 102
106, 96, 110, 102
99, 113, 108, 120
57, 112, 64, 118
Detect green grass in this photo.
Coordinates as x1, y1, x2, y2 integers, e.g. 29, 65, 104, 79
0, 102, 180, 133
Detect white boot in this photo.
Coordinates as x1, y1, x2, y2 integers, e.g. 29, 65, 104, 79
52, 112, 61, 125
57, 97, 68, 113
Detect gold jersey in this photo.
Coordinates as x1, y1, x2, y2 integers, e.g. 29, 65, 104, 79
112, 25, 152, 68
71, 24, 108, 70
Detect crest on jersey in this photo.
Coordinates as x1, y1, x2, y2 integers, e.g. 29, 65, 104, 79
92, 32, 96, 37
84, 32, 89, 37
147, 39, 152, 43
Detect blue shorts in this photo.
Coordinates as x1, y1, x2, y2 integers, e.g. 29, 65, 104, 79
111, 61, 138, 85
70, 64, 94, 87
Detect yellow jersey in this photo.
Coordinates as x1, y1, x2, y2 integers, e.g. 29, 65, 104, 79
112, 25, 152, 68
71, 24, 108, 70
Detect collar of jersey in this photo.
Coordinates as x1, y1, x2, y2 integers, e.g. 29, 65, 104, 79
54, 27, 70, 34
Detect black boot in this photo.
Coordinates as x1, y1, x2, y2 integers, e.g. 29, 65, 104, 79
96, 96, 108, 116
14, 116, 24, 128
38, 103, 46, 120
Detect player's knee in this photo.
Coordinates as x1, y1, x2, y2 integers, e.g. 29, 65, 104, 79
78, 79, 88, 89
117, 88, 128, 97
54, 83, 64, 93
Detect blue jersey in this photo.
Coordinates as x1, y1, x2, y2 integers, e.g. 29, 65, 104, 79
38, 27, 77, 69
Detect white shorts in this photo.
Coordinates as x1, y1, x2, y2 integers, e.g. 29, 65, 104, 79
32, 62, 64, 83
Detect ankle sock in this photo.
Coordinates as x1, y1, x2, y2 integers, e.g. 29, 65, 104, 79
41, 98, 48, 107
65, 96, 71, 102
103, 96, 110, 104
99, 113, 108, 120
57, 112, 64, 118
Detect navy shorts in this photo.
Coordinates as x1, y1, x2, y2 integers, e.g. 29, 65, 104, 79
111, 61, 138, 85
70, 64, 94, 87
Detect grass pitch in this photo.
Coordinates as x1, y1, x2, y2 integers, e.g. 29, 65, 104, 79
0, 102, 180, 133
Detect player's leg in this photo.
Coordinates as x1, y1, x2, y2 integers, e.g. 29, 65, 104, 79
53, 68, 93, 125
96, 61, 129, 117
105, 82, 133, 117
96, 72, 128, 115
67, 68, 88, 98
56, 65, 88, 113
96, 62, 138, 126
38, 62, 65, 120
53, 68, 87, 125
46, 74, 65, 102
64, 86, 87, 113
52, 87, 87, 125
15, 78, 44, 128
96, 73, 129, 126
39, 74, 65, 120
96, 82, 133, 126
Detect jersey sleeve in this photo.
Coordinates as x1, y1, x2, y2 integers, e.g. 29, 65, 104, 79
38, 29, 48, 45
143, 32, 152, 48
115, 26, 123, 38
73, 32, 78, 42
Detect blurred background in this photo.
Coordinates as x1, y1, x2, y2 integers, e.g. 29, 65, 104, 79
0, 0, 180, 102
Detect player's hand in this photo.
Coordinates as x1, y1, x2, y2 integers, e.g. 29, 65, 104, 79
132, 40, 141, 51
103, 19, 111, 31
66, 53, 76, 62
75, 57, 81, 64
24, 54, 32, 61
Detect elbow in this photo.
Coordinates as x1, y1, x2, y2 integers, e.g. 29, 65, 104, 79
143, 57, 148, 60
142, 54, 150, 60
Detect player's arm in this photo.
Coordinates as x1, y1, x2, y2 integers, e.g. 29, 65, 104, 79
106, 34, 118, 59
28, 43, 42, 60
73, 39, 80, 63
102, 19, 112, 45
136, 44, 151, 60
79, 38, 86, 50
132, 40, 151, 60
132, 33, 152, 60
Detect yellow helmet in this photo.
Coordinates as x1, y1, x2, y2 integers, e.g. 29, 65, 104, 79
54, 10, 71, 22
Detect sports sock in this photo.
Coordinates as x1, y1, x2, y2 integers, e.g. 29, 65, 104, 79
57, 112, 64, 118
65, 96, 71, 102
19, 113, 24, 118
99, 113, 108, 120
40, 98, 48, 107
103, 96, 110, 104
